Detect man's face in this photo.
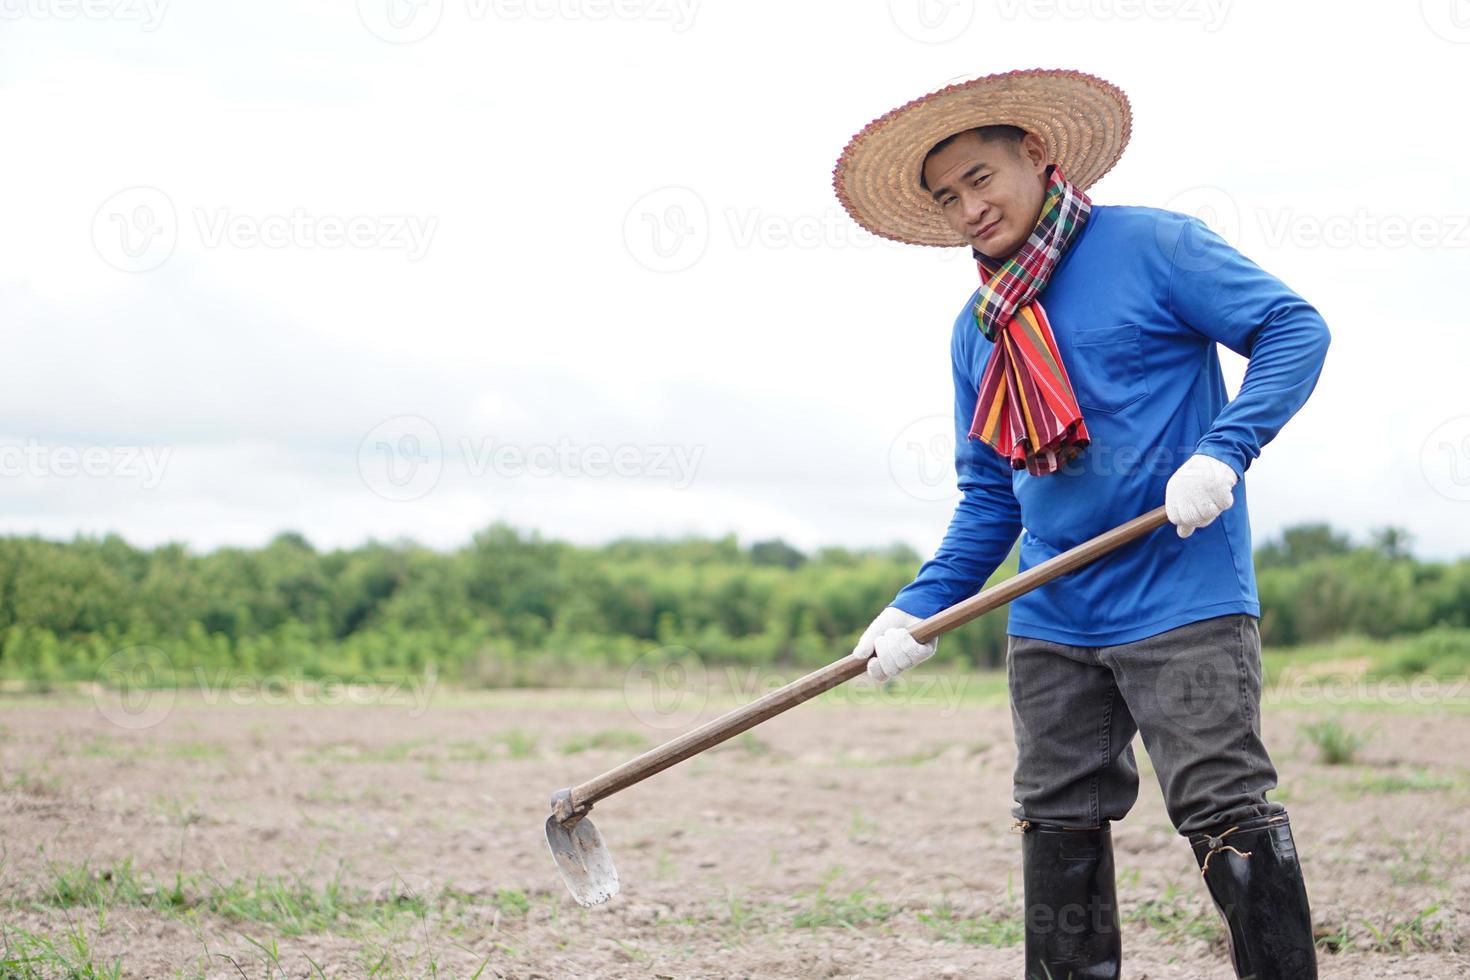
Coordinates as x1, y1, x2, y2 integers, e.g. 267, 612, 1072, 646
922, 130, 1050, 262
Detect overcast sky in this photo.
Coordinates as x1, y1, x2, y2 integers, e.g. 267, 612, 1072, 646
3, 0, 1469, 561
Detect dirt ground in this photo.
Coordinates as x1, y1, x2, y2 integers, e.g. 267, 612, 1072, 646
1, 674, 1467, 978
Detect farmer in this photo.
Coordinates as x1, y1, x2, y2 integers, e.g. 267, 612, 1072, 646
835, 69, 1328, 979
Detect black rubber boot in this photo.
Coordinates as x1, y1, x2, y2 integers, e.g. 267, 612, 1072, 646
1019, 819, 1122, 980
1188, 812, 1317, 979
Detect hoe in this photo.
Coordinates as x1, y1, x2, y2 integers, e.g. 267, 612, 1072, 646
546, 505, 1170, 906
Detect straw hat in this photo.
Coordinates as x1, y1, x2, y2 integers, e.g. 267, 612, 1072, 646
832, 68, 1131, 247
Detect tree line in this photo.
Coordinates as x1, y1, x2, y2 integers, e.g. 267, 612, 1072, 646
0, 522, 1466, 685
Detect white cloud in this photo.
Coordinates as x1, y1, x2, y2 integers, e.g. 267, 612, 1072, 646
2, 0, 1468, 560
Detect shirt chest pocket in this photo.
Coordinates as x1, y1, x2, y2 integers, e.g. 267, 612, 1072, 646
1066, 324, 1148, 414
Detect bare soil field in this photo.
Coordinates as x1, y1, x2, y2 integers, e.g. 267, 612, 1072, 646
2, 677, 1467, 978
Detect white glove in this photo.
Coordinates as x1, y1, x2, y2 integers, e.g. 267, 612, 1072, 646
850, 606, 937, 682
1165, 453, 1238, 539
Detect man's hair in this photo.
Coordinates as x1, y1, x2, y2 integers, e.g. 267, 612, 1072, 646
918, 125, 1027, 192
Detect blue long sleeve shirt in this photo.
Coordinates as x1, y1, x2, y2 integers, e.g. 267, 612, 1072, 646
891, 205, 1332, 646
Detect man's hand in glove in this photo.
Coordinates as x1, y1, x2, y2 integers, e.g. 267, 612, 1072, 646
851, 606, 937, 682
1165, 453, 1238, 538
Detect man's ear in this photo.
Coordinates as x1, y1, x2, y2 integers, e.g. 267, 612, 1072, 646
1019, 132, 1050, 175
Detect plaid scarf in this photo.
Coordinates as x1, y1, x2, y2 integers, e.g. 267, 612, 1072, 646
968, 166, 1092, 476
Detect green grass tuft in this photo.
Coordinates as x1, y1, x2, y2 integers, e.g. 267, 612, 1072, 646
1299, 718, 1376, 765
918, 901, 1023, 947
557, 729, 647, 755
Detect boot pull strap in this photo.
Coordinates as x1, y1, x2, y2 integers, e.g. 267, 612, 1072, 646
1199, 815, 1287, 875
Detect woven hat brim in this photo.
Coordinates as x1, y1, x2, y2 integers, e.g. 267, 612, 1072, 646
833, 69, 1131, 247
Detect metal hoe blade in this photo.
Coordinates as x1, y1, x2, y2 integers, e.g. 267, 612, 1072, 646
545, 789, 619, 907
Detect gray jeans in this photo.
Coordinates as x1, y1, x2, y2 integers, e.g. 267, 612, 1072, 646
1006, 613, 1286, 836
